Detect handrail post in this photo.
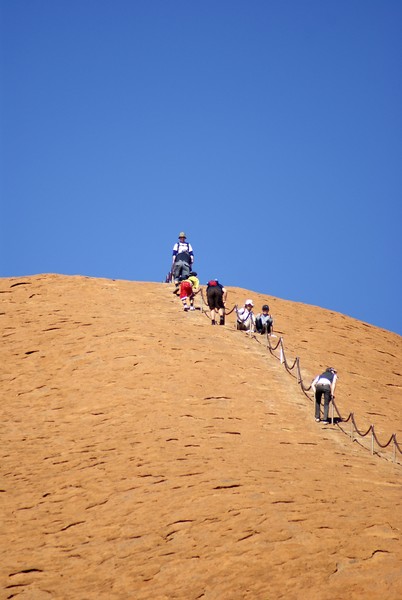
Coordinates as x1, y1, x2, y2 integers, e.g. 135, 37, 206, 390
393, 436, 396, 463
330, 401, 334, 425
350, 416, 354, 442
371, 427, 375, 455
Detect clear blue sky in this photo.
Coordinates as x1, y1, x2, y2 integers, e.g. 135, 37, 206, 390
1, 1, 401, 334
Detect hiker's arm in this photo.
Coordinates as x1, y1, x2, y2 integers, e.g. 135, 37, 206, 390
331, 375, 337, 396
311, 376, 318, 393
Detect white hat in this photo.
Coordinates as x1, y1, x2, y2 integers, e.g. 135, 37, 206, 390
245, 299, 254, 306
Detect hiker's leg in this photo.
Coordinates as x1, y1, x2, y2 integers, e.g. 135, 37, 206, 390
174, 260, 185, 283
172, 262, 179, 283
323, 389, 331, 421
181, 262, 190, 280
315, 390, 322, 420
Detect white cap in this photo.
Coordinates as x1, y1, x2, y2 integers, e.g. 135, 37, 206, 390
245, 299, 254, 306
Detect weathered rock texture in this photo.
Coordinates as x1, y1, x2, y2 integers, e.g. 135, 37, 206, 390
1, 274, 401, 599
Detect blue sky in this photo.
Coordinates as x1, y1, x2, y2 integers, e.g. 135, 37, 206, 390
1, 0, 401, 334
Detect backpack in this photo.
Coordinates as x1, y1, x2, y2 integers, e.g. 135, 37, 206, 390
175, 242, 191, 264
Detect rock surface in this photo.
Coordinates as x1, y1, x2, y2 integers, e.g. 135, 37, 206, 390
1, 274, 401, 599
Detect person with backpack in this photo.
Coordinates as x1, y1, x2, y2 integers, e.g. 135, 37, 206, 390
236, 299, 256, 331
206, 279, 227, 325
255, 304, 274, 335
311, 367, 338, 424
172, 232, 194, 286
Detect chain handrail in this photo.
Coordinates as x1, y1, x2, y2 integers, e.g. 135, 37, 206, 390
263, 327, 401, 461
170, 283, 401, 462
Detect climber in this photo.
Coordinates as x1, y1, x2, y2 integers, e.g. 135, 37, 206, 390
187, 271, 200, 309
255, 304, 274, 335
179, 278, 194, 311
172, 232, 194, 286
236, 299, 255, 332
206, 279, 227, 325
311, 367, 338, 424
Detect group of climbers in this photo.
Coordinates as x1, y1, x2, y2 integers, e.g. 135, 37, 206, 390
171, 232, 200, 312
236, 299, 274, 335
170, 232, 274, 333
170, 231, 337, 424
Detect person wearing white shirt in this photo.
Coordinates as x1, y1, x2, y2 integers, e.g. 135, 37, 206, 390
311, 367, 338, 424
172, 232, 194, 285
236, 299, 256, 332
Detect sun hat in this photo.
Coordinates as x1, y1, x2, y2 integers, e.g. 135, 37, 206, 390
179, 231, 186, 238
245, 299, 254, 306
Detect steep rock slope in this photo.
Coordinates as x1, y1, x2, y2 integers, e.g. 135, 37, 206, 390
1, 275, 401, 600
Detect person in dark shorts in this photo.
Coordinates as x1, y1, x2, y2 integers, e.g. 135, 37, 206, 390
311, 367, 338, 424
206, 279, 227, 325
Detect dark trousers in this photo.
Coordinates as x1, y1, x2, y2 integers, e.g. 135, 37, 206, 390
173, 260, 191, 282
255, 316, 273, 334
315, 384, 331, 420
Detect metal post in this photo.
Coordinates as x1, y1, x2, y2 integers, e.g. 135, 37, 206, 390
393, 437, 396, 463
330, 401, 334, 425
350, 416, 354, 442
371, 427, 375, 455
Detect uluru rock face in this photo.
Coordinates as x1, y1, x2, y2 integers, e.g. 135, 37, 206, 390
1, 274, 401, 599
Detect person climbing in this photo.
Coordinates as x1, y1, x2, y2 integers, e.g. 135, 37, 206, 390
187, 271, 200, 309
255, 304, 274, 335
206, 279, 227, 325
179, 277, 194, 311
311, 367, 338, 424
236, 299, 255, 331
172, 232, 194, 287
